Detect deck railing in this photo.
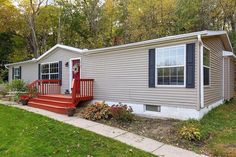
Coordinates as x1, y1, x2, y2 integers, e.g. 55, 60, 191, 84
29, 79, 61, 95
72, 79, 94, 104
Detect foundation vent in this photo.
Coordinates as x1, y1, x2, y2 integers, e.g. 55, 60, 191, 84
145, 105, 161, 112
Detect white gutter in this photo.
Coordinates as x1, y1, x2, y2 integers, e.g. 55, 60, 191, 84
223, 51, 236, 58
198, 35, 204, 109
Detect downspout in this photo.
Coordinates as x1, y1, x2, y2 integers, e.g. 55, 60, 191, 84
198, 35, 204, 109
222, 57, 224, 100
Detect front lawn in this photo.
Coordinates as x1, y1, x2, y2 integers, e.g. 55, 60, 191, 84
0, 105, 155, 157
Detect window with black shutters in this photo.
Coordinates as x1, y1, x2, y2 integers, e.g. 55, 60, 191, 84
41, 62, 59, 80
203, 47, 210, 86
13, 67, 20, 79
156, 45, 185, 86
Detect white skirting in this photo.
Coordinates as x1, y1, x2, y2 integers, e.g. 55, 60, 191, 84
90, 99, 224, 120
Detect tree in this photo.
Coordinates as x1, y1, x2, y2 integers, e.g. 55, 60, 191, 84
17, 0, 48, 58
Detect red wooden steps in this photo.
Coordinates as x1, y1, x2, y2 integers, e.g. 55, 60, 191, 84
28, 94, 76, 115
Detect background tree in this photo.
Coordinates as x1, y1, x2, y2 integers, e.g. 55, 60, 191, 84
0, 0, 236, 64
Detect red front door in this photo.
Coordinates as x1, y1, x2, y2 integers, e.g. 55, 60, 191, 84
72, 59, 80, 94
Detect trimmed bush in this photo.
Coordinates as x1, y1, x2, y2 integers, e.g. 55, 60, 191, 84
109, 103, 133, 122
81, 101, 111, 120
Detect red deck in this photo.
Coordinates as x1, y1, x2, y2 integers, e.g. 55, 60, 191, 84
27, 79, 94, 115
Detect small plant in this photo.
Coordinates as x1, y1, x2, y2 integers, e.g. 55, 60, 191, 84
109, 103, 134, 122
81, 101, 111, 120
179, 123, 202, 141
27, 86, 38, 98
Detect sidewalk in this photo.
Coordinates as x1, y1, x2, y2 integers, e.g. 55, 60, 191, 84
0, 100, 207, 157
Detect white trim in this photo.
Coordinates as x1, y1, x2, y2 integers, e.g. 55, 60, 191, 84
223, 51, 236, 58
155, 44, 186, 87
90, 99, 223, 120
198, 35, 204, 108
40, 61, 59, 65
40, 61, 59, 80
5, 44, 85, 67
203, 46, 211, 87
69, 57, 81, 93
83, 30, 233, 55
13, 67, 20, 80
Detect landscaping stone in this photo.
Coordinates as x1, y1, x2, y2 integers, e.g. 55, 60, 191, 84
1, 97, 10, 101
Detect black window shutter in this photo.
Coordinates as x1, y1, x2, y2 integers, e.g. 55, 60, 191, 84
38, 64, 41, 80
186, 43, 195, 88
149, 49, 156, 88
12, 67, 14, 80
59, 61, 62, 85
19, 66, 22, 79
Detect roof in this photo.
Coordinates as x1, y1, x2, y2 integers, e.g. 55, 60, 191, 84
5, 30, 233, 67
5, 44, 84, 67
83, 30, 233, 54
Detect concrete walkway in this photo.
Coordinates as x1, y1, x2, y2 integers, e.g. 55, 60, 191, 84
0, 100, 207, 157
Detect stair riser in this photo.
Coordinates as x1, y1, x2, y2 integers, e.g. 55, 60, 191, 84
30, 99, 72, 107
38, 95, 72, 102
28, 103, 68, 114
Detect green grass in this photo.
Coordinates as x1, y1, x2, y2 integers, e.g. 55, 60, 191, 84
200, 100, 236, 157
182, 99, 236, 157
0, 105, 155, 157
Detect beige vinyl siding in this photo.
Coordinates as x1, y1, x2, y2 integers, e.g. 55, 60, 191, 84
38, 48, 82, 93
224, 57, 230, 99
223, 57, 235, 100
229, 58, 235, 98
82, 39, 200, 109
202, 37, 224, 106
8, 63, 37, 83
21, 63, 38, 83
8, 48, 82, 94
8, 67, 12, 82
230, 57, 235, 98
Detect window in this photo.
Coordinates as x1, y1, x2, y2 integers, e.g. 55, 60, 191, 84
145, 105, 161, 112
203, 47, 210, 85
41, 62, 59, 80
13, 67, 20, 79
156, 45, 185, 86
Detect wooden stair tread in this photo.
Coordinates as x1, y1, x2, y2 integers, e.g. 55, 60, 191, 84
28, 102, 71, 109
32, 98, 72, 104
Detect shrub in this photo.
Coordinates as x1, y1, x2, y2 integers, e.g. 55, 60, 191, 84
179, 123, 202, 141
109, 103, 134, 122
6, 80, 27, 92
6, 80, 28, 101
81, 101, 111, 120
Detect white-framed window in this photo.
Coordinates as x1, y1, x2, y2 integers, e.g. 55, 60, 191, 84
41, 62, 59, 80
13, 67, 20, 80
203, 47, 210, 86
156, 45, 186, 86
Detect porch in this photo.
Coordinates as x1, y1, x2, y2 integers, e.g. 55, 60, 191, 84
27, 79, 94, 115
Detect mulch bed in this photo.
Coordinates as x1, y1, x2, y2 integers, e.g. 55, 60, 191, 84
75, 103, 208, 155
